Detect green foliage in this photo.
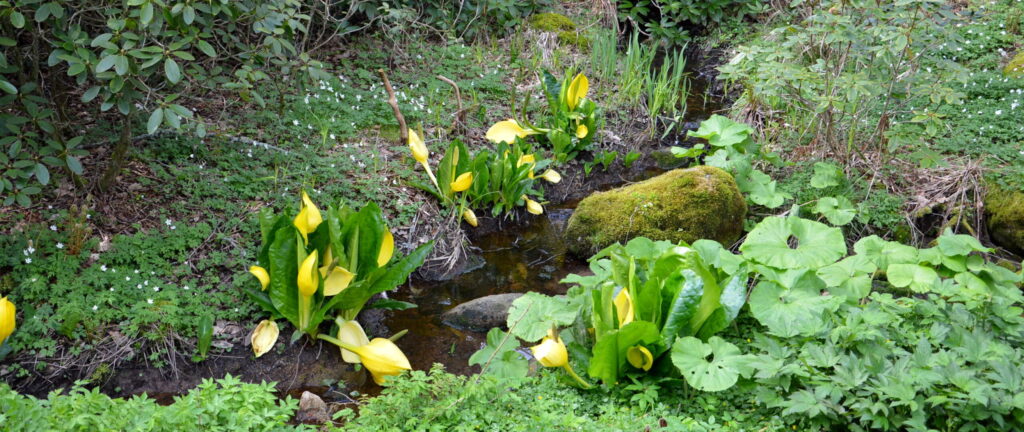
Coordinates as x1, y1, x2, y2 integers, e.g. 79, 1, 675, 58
462, 140, 552, 218
0, 375, 308, 432
672, 115, 790, 209
617, 0, 767, 45
356, 0, 551, 40
535, 70, 598, 163
247, 195, 432, 337
528, 12, 575, 32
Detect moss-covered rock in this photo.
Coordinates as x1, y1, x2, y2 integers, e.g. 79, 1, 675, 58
985, 184, 1024, 254
556, 31, 590, 51
528, 12, 576, 32
1005, 52, 1024, 78
565, 166, 746, 257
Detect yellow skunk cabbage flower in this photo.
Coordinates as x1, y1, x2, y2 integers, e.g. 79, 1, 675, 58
345, 338, 412, 385
463, 208, 479, 227
298, 252, 319, 297
249, 266, 270, 291
627, 345, 654, 371
450, 172, 473, 192
251, 320, 279, 358
576, 124, 589, 139
517, 154, 536, 167
614, 289, 634, 327
530, 328, 592, 388
0, 297, 15, 346
337, 319, 371, 364
321, 265, 354, 296
486, 119, 539, 144
539, 169, 561, 184
524, 196, 543, 215
566, 73, 589, 111
531, 329, 568, 368
293, 191, 323, 243
408, 130, 429, 163
378, 230, 394, 267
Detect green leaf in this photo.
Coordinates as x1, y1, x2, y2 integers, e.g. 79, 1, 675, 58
887, 264, 938, 293
816, 255, 876, 301
671, 336, 752, 392
33, 163, 49, 185
366, 299, 416, 311
10, 11, 25, 28
0, 79, 16, 95
66, 156, 83, 175
659, 269, 703, 347
740, 216, 846, 270
748, 273, 840, 337
327, 242, 433, 313
469, 328, 528, 379
165, 58, 181, 84
196, 40, 217, 57
147, 108, 163, 134
814, 196, 856, 226
140, 2, 154, 25
853, 235, 918, 271
588, 321, 660, 384
82, 86, 101, 102
196, 314, 213, 358
267, 227, 300, 326
743, 170, 791, 209
96, 55, 118, 73
810, 162, 842, 189
688, 115, 754, 149
936, 231, 989, 256
506, 292, 578, 343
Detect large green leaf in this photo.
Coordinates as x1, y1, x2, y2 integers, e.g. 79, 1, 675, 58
506, 292, 579, 343
695, 274, 747, 339
267, 226, 300, 326
814, 196, 856, 226
853, 235, 918, 272
688, 114, 754, 149
659, 269, 703, 347
936, 231, 990, 256
748, 273, 840, 337
588, 321, 660, 384
810, 162, 843, 189
469, 328, 528, 379
816, 255, 876, 301
671, 336, 753, 392
740, 216, 846, 270
887, 264, 939, 293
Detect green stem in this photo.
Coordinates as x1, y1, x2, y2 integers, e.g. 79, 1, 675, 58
317, 333, 357, 351
298, 294, 312, 334
562, 364, 592, 389
388, 329, 408, 342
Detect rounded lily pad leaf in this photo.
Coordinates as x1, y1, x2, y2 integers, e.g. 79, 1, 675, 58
748, 273, 840, 337
814, 196, 856, 226
671, 336, 752, 392
886, 264, 938, 293
740, 216, 846, 270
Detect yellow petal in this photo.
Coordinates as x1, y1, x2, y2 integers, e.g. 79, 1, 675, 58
627, 345, 654, 371
576, 124, 589, 139
349, 338, 412, 385
337, 319, 371, 364
462, 208, 478, 227
377, 230, 394, 267
450, 172, 473, 192
525, 197, 543, 215
485, 120, 537, 144
293, 191, 323, 242
320, 264, 354, 296
567, 73, 589, 111
251, 320, 279, 358
297, 252, 318, 297
249, 266, 270, 291
408, 130, 429, 163
530, 331, 568, 368
0, 296, 15, 346
517, 154, 536, 168
614, 289, 634, 327
540, 169, 561, 184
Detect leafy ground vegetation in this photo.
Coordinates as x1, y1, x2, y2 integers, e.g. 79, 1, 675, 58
1, 0, 1023, 430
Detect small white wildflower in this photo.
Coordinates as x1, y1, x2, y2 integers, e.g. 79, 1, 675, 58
50, 225, 57, 231
56, 243, 64, 249
92, 305, 98, 311
24, 258, 32, 264
147, 299, 154, 304
101, 264, 108, 272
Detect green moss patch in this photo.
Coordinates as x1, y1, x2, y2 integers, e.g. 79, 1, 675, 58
528, 13, 576, 32
985, 184, 1024, 254
565, 166, 747, 256
1005, 52, 1024, 78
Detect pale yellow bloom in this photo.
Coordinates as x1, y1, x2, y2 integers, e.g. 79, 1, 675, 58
346, 338, 412, 385
627, 345, 654, 371
463, 208, 478, 227
337, 319, 371, 364
614, 289, 634, 327
539, 169, 561, 184
297, 252, 319, 297
377, 230, 394, 267
320, 265, 354, 296
486, 119, 539, 144
408, 130, 429, 163
524, 196, 543, 215
530, 329, 568, 368
249, 266, 270, 291
450, 172, 473, 192
293, 191, 323, 243
566, 73, 589, 111
251, 320, 279, 358
576, 124, 588, 139
0, 297, 15, 347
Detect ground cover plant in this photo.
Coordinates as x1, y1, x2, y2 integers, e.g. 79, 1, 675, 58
1, 0, 1023, 430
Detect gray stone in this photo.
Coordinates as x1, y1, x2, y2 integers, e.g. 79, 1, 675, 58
296, 391, 330, 425
441, 293, 524, 331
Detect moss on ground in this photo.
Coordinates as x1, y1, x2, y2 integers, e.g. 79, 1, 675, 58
1005, 52, 1024, 78
556, 31, 590, 51
565, 166, 746, 256
528, 12, 576, 32
985, 184, 1024, 254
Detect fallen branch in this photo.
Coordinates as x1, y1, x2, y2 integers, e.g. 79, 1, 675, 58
436, 75, 466, 130
378, 69, 408, 145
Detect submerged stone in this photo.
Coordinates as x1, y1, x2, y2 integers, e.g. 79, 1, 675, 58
441, 293, 523, 331
985, 184, 1024, 255
564, 166, 746, 257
